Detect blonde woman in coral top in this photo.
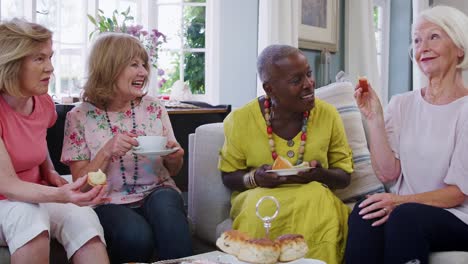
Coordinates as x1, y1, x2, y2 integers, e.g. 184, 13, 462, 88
0, 19, 108, 264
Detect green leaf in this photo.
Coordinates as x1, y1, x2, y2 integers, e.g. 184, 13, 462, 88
87, 14, 97, 26
107, 18, 114, 31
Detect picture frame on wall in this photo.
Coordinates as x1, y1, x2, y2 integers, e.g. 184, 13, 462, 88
299, 0, 339, 52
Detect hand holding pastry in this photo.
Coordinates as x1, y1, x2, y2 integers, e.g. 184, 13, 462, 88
58, 175, 109, 206
87, 169, 107, 186
354, 78, 384, 121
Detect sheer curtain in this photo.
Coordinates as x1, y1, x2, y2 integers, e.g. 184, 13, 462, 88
344, 0, 381, 99
256, 0, 299, 96
412, 0, 430, 90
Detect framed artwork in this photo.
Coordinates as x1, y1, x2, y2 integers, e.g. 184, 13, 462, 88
299, 0, 339, 52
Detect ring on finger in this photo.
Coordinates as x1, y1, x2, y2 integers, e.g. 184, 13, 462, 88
382, 208, 388, 215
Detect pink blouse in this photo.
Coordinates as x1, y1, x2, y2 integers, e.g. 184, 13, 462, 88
61, 96, 179, 205
385, 90, 468, 224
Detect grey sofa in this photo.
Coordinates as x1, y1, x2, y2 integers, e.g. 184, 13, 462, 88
187, 82, 468, 264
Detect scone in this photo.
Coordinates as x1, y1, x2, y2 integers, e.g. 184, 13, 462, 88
216, 230, 250, 256
272, 156, 293, 170
276, 234, 309, 262
237, 238, 280, 264
87, 169, 107, 186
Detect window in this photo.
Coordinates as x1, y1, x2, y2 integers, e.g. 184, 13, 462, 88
0, 0, 211, 102
373, 0, 390, 103
155, 0, 207, 97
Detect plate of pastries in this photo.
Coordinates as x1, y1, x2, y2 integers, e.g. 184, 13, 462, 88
265, 156, 313, 176
215, 230, 325, 264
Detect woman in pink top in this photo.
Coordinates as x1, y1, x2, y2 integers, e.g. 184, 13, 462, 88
0, 19, 109, 263
61, 33, 192, 263
345, 6, 468, 264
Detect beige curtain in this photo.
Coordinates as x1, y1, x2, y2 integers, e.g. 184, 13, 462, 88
344, 0, 381, 99
256, 0, 299, 96
412, 0, 430, 90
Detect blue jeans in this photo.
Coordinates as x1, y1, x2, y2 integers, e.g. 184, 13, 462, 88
94, 187, 193, 263
345, 201, 468, 264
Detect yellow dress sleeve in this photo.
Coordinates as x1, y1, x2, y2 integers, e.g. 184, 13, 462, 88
218, 111, 247, 172
328, 107, 354, 173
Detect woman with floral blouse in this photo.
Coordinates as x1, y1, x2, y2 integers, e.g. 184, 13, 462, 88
61, 33, 192, 263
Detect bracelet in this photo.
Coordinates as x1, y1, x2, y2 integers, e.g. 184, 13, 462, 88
243, 169, 258, 189
249, 169, 258, 188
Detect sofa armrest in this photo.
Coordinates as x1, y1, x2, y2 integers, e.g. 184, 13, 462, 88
188, 123, 231, 244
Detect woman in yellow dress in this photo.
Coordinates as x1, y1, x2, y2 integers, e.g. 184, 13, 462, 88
219, 44, 353, 264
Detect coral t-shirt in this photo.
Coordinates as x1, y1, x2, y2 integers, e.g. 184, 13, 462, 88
0, 94, 57, 200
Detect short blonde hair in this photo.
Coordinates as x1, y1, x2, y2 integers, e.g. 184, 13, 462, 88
82, 32, 150, 109
0, 19, 52, 96
414, 5, 468, 69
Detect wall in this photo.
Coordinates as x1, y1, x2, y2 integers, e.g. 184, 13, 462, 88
432, 0, 468, 85
217, 0, 259, 108
216, 0, 345, 107
302, 0, 345, 87
388, 0, 412, 98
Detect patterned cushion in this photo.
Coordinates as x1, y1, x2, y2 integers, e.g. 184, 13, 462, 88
316, 82, 385, 202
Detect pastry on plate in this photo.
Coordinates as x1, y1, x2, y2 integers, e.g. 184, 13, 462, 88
237, 238, 280, 264
275, 234, 309, 262
272, 156, 293, 170
216, 229, 250, 256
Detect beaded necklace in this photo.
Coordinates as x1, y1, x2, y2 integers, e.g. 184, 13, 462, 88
105, 101, 139, 194
263, 96, 309, 165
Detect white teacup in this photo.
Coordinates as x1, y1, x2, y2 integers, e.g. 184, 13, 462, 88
134, 136, 167, 152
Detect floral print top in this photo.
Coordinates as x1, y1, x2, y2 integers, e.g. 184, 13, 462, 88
61, 96, 180, 205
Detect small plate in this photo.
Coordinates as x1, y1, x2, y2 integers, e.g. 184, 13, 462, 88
265, 167, 312, 176
133, 147, 180, 156
217, 254, 325, 264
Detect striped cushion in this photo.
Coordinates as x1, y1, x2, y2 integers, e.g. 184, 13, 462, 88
316, 82, 385, 202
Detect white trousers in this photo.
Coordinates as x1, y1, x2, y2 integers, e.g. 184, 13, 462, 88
0, 200, 105, 259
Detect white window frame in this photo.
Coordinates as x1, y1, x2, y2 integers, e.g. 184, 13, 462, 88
153, 0, 213, 103
0, 0, 216, 104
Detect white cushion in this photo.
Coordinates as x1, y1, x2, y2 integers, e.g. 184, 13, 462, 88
188, 123, 232, 244
316, 82, 385, 202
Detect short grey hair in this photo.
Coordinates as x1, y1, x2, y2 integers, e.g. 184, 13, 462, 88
257, 44, 301, 83
414, 5, 468, 69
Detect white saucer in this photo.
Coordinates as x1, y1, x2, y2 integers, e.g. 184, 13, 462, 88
265, 167, 313, 176
133, 147, 179, 156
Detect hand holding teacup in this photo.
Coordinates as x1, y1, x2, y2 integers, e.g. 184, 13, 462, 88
103, 132, 139, 158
